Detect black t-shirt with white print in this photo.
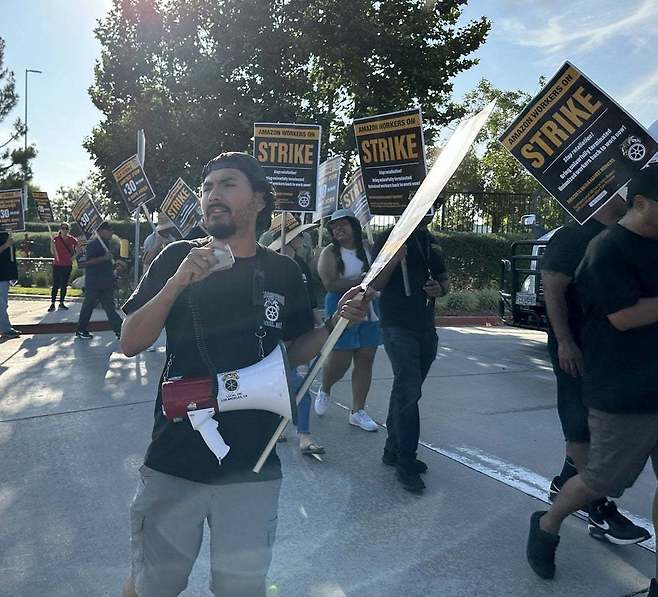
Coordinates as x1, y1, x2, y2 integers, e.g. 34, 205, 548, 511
123, 239, 314, 484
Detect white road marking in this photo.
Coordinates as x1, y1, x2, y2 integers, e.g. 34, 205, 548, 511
333, 400, 656, 553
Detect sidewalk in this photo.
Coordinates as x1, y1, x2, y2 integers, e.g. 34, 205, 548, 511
6, 296, 113, 334
0, 327, 654, 596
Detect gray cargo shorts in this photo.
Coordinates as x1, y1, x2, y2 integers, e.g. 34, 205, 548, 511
581, 409, 658, 498
130, 465, 281, 597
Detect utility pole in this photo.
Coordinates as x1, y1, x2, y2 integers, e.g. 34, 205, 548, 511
23, 68, 43, 211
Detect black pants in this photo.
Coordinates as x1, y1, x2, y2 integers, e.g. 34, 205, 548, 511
546, 333, 590, 443
383, 326, 439, 465
51, 265, 72, 304
77, 287, 122, 334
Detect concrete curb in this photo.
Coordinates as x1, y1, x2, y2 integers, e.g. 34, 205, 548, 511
15, 315, 503, 335
13, 321, 113, 335
9, 293, 83, 303
436, 315, 502, 327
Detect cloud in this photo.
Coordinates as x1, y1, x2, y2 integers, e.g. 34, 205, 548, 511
620, 69, 658, 111
498, 0, 658, 56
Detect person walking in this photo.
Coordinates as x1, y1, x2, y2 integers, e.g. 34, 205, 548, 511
119, 152, 367, 597
0, 232, 20, 341
527, 166, 658, 595
372, 217, 449, 493
49, 222, 79, 312
316, 208, 381, 432
267, 213, 325, 455
142, 213, 177, 270
540, 196, 647, 543
75, 222, 123, 340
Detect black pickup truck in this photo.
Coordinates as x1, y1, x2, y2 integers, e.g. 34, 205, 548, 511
499, 227, 559, 331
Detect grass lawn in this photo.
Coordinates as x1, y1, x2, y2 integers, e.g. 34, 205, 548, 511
9, 286, 83, 297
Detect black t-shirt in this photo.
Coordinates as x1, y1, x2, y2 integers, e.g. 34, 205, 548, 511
84, 239, 114, 290
0, 233, 18, 281
575, 224, 658, 413
122, 240, 314, 484
373, 228, 448, 332
540, 219, 606, 344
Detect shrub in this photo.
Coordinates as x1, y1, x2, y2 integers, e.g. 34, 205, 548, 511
439, 290, 479, 313
18, 272, 33, 287
34, 271, 49, 288
433, 231, 524, 291
476, 287, 500, 312
435, 288, 501, 315
25, 220, 152, 243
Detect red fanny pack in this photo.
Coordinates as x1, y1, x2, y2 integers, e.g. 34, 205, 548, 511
161, 377, 216, 421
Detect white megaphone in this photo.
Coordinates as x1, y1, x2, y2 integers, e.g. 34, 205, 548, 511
161, 342, 296, 464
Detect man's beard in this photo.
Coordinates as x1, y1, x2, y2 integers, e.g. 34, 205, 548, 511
206, 220, 237, 239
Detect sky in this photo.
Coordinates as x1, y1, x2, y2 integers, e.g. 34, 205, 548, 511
1, 0, 658, 200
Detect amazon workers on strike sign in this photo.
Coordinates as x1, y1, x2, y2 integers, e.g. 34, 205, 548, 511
254, 123, 321, 213
353, 108, 427, 216
500, 61, 658, 224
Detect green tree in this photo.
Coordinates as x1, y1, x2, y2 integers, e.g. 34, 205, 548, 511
448, 78, 566, 232
52, 169, 114, 223
85, 0, 490, 215
0, 37, 36, 190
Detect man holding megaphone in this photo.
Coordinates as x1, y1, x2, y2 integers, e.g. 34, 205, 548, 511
120, 152, 369, 597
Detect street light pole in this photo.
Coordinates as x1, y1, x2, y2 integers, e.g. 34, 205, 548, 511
23, 68, 43, 211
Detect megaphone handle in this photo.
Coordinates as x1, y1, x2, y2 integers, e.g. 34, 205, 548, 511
253, 316, 351, 473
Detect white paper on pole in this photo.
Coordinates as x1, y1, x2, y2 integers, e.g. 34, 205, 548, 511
362, 100, 496, 288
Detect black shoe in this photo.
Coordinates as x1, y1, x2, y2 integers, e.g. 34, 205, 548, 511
75, 331, 93, 340
396, 466, 425, 494
48, 303, 56, 312
58, 303, 69, 310
115, 332, 121, 340
648, 578, 658, 597
527, 511, 559, 579
382, 451, 428, 474
587, 499, 651, 545
1, 328, 21, 340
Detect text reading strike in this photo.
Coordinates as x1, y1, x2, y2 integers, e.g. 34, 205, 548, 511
520, 86, 602, 168
257, 142, 314, 165
360, 134, 419, 164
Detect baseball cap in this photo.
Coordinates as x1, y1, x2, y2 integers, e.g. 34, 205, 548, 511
329, 208, 359, 224
626, 162, 658, 203
200, 152, 275, 231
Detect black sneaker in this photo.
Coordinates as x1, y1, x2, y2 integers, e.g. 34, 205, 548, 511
75, 331, 93, 340
527, 511, 560, 579
396, 466, 425, 493
587, 499, 651, 545
48, 303, 56, 312
382, 451, 428, 474
1, 328, 21, 340
58, 304, 69, 310
648, 578, 658, 597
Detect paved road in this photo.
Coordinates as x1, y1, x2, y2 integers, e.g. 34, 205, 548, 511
0, 326, 654, 596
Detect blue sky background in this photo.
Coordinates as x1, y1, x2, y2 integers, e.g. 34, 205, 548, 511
2, 0, 658, 199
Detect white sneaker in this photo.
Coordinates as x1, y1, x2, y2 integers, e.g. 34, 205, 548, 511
349, 409, 378, 432
314, 390, 330, 416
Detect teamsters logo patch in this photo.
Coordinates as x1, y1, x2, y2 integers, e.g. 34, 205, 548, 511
263, 291, 285, 329
222, 371, 240, 393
